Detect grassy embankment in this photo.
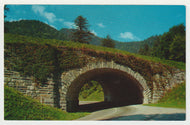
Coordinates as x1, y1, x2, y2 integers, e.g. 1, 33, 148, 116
145, 82, 186, 109
5, 33, 185, 70
4, 86, 89, 120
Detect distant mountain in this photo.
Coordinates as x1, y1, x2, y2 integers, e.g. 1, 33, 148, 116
116, 41, 144, 53
4, 20, 156, 53
4, 20, 66, 40
116, 36, 158, 53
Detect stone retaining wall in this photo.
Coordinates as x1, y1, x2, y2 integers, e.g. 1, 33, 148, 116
4, 60, 185, 110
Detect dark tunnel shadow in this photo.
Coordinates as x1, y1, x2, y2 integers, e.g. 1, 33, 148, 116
77, 101, 140, 112
104, 113, 186, 121
66, 68, 144, 112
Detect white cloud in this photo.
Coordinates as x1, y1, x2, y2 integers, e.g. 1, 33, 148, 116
32, 5, 44, 14
32, 5, 62, 23
64, 21, 76, 29
44, 12, 56, 23
91, 30, 98, 36
97, 23, 105, 28
119, 32, 140, 41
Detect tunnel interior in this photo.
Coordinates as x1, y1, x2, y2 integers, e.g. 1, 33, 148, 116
66, 68, 144, 112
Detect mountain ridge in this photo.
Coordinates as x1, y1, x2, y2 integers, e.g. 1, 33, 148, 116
4, 20, 155, 53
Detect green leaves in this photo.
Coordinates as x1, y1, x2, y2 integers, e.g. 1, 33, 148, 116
169, 34, 185, 62
101, 35, 115, 48
139, 24, 185, 63
4, 41, 87, 85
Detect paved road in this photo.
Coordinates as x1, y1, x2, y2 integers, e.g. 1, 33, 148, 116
77, 104, 186, 121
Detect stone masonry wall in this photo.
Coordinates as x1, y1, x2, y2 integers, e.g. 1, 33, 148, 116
4, 60, 185, 110
152, 69, 185, 103
4, 68, 55, 107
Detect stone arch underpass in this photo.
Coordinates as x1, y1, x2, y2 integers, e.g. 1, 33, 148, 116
60, 61, 152, 112
5, 60, 185, 112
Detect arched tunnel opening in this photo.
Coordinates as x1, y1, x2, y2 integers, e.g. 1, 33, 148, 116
78, 80, 104, 103
66, 68, 144, 112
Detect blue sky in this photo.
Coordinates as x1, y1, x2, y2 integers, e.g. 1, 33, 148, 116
5, 5, 185, 42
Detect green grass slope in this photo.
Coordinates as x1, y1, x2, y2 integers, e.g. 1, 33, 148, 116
4, 86, 89, 120
79, 81, 104, 101
146, 82, 185, 109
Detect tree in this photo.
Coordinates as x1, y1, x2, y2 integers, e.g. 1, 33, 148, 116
73, 16, 91, 44
101, 35, 115, 48
153, 24, 185, 60
151, 35, 161, 57
169, 34, 185, 62
138, 43, 151, 56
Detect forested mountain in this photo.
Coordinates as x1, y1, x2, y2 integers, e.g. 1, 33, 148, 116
4, 20, 65, 40
4, 20, 158, 53
138, 24, 185, 62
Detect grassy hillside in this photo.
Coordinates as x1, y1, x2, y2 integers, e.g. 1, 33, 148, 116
4, 86, 89, 120
4, 33, 185, 70
79, 81, 104, 101
146, 83, 186, 109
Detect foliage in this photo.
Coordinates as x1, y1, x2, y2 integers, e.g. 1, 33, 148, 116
101, 35, 115, 48
4, 86, 89, 120
73, 16, 91, 44
79, 81, 104, 101
138, 43, 151, 56
4, 42, 87, 84
145, 82, 185, 109
4, 33, 185, 70
169, 34, 185, 62
140, 24, 185, 62
4, 33, 185, 91
4, 20, 66, 40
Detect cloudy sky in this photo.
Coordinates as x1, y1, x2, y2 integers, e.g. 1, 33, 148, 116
5, 5, 185, 42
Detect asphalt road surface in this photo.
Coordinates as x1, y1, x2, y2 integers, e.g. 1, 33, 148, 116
77, 104, 185, 121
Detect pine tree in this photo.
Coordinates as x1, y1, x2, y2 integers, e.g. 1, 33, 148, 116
101, 35, 115, 48
169, 34, 185, 62
73, 16, 91, 44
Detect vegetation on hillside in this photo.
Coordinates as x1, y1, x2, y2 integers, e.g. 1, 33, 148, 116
4, 20, 152, 53
139, 24, 185, 62
4, 33, 185, 92
146, 82, 185, 109
79, 81, 104, 101
4, 20, 65, 40
101, 35, 115, 48
5, 39, 87, 108
4, 33, 185, 69
4, 86, 89, 120
5, 42, 87, 84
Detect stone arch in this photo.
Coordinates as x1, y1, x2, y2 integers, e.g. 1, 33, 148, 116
60, 61, 152, 112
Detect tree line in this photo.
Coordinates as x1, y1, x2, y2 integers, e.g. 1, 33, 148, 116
138, 24, 185, 62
